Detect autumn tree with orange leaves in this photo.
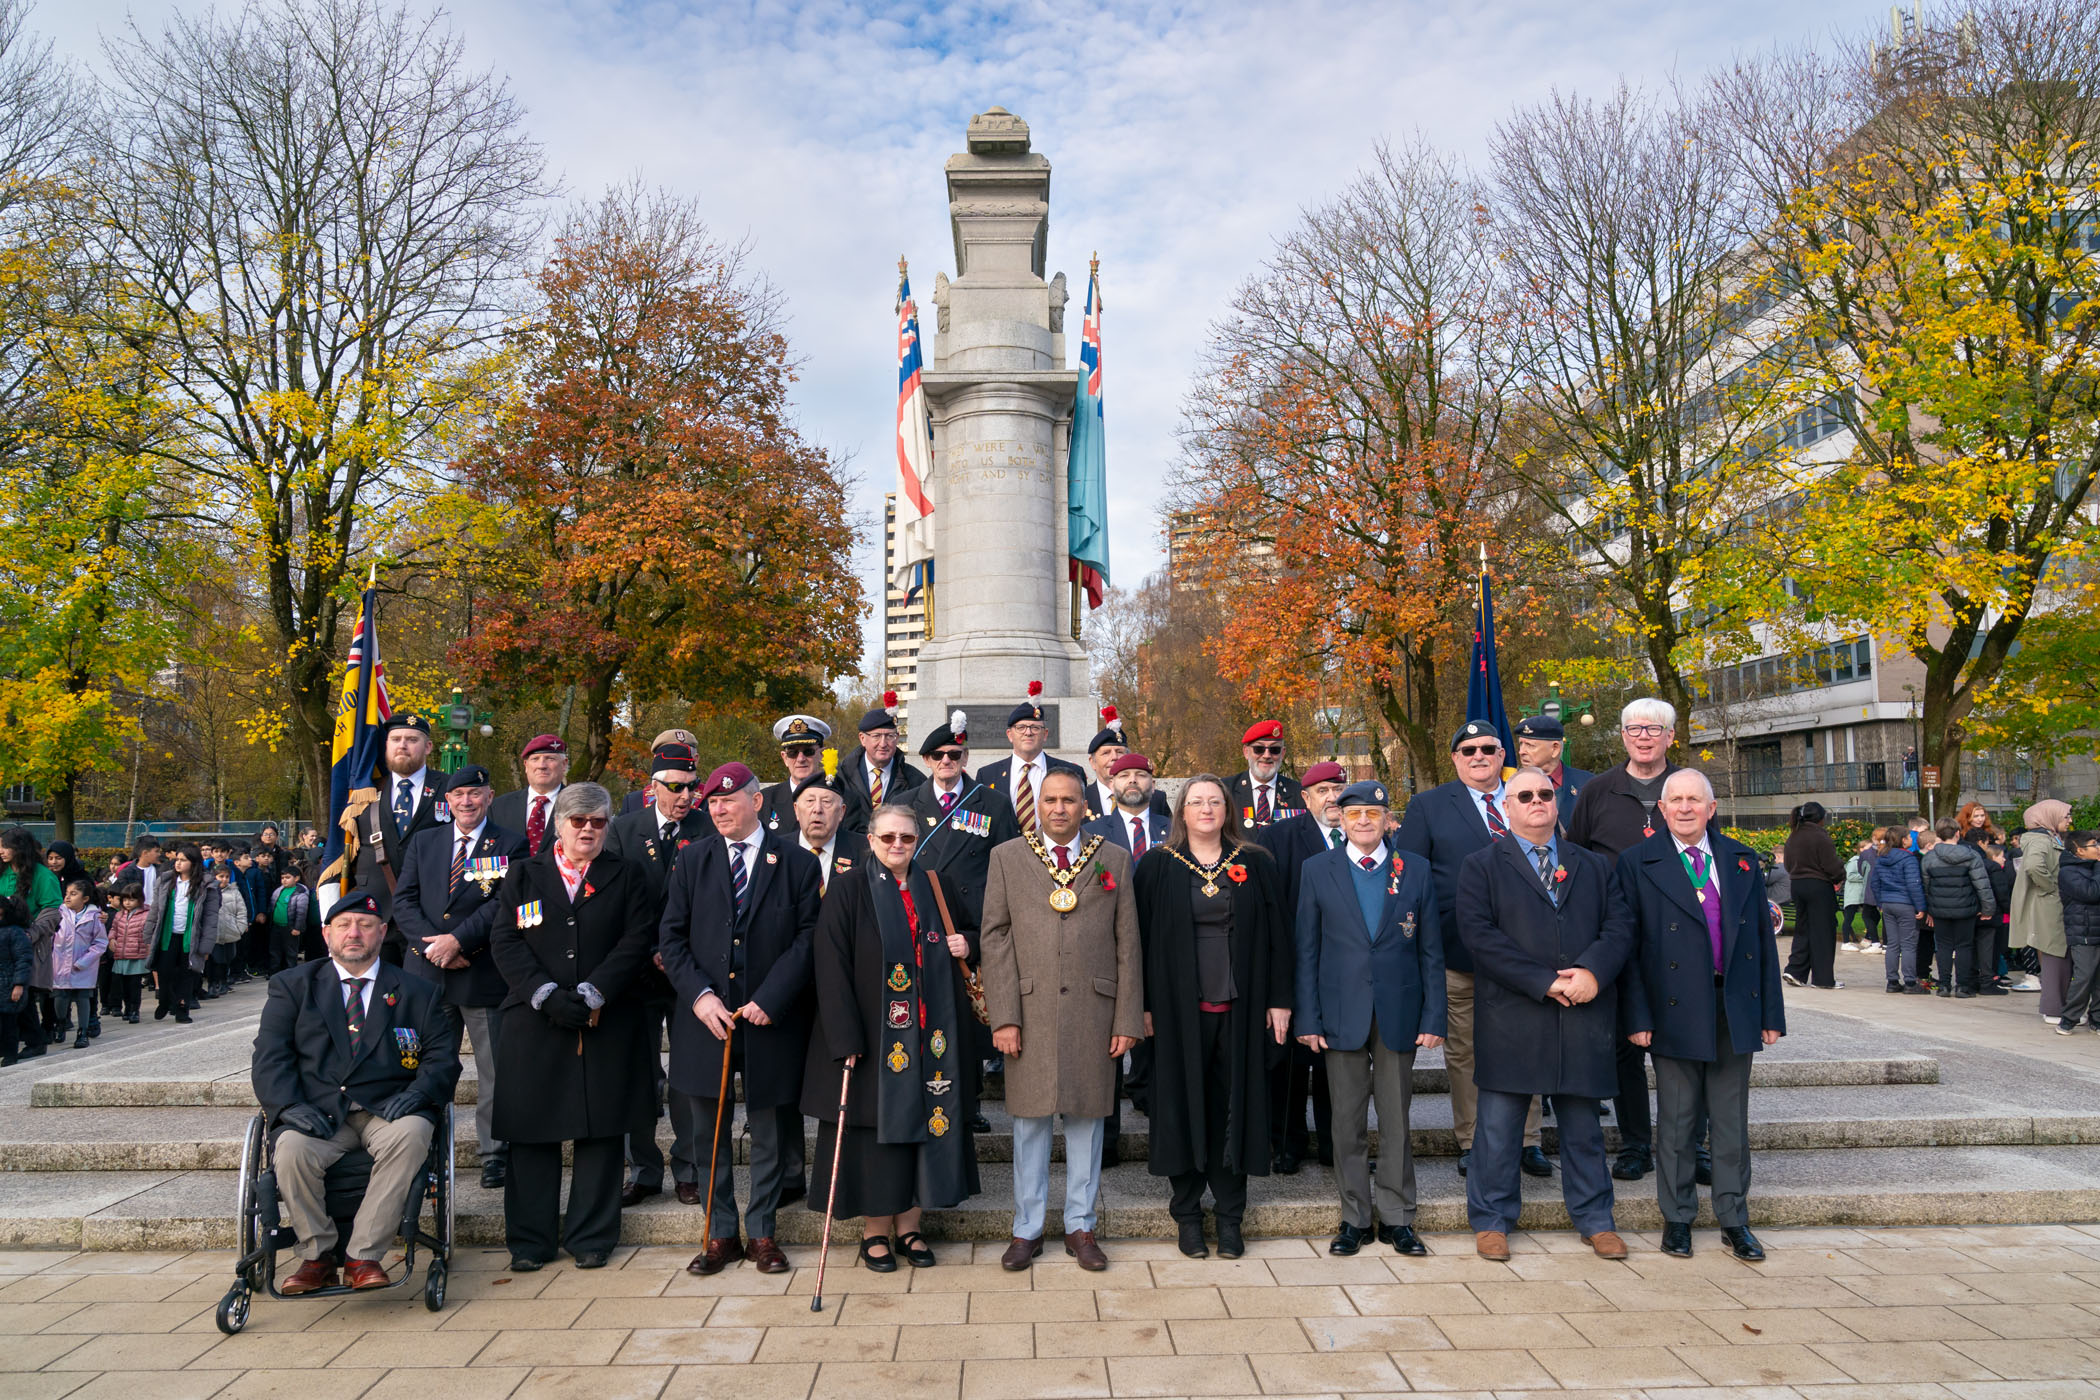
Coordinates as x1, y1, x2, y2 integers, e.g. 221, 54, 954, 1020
1178, 140, 1521, 789
450, 187, 861, 780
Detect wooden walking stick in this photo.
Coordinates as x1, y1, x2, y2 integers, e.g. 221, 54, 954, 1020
702, 1010, 739, 1241
810, 1058, 855, 1312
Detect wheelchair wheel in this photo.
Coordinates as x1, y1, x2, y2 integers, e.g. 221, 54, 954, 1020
438, 1104, 455, 1260
235, 1112, 267, 1282
423, 1258, 446, 1312
214, 1281, 251, 1335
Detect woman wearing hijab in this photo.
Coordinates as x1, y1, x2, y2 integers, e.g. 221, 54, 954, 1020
2012, 800, 2074, 1019
804, 802, 979, 1271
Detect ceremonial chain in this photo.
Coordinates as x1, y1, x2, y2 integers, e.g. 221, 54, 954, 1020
1025, 831, 1106, 912
1158, 843, 1241, 898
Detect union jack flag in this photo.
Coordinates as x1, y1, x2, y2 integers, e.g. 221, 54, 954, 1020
892, 263, 936, 602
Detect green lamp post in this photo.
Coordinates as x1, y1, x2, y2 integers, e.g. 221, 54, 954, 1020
439, 686, 494, 772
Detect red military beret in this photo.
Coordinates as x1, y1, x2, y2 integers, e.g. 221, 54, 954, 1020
520, 733, 567, 758
1301, 761, 1347, 787
1242, 720, 1284, 745
704, 761, 758, 796
1108, 753, 1153, 777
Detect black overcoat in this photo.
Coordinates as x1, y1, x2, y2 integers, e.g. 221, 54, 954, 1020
252, 959, 462, 1133
838, 753, 925, 833
800, 863, 980, 1125
1257, 811, 1341, 923
394, 821, 530, 1007
1134, 842, 1292, 1178
656, 830, 822, 1109
1455, 836, 1635, 1098
487, 848, 659, 1142
1617, 831, 1787, 1062
908, 778, 1017, 934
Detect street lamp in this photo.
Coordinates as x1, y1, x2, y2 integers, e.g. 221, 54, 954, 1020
1538, 681, 1595, 728
440, 686, 494, 772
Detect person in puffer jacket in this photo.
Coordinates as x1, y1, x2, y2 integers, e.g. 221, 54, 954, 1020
2054, 832, 2100, 1035
1919, 820, 1996, 997
1868, 829, 1929, 992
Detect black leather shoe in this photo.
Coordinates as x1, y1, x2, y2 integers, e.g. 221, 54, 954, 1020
1177, 1219, 1208, 1258
618, 1180, 657, 1208
1272, 1151, 1301, 1176
1216, 1220, 1244, 1259
1660, 1222, 1693, 1258
1521, 1147, 1553, 1178
859, 1236, 898, 1273
895, 1231, 936, 1268
1379, 1223, 1429, 1257
1456, 1149, 1471, 1177
508, 1256, 545, 1272
1329, 1221, 1371, 1256
1694, 1149, 1713, 1186
573, 1250, 610, 1269
969, 1113, 991, 1134
1722, 1225, 1765, 1262
1613, 1148, 1652, 1181
482, 1160, 509, 1190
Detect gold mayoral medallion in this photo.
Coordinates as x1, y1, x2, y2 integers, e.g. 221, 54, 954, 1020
1031, 832, 1104, 915
1049, 887, 1079, 913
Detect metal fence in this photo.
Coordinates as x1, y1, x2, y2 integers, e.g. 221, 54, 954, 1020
7, 819, 307, 849
1709, 762, 1891, 799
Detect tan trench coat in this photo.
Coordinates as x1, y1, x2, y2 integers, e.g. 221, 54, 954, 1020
979, 835, 1144, 1120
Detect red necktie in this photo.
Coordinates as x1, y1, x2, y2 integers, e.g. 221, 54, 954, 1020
1482, 794, 1508, 839
941, 790, 956, 813
1255, 785, 1272, 824
527, 795, 549, 855
1055, 845, 1070, 871
1130, 816, 1147, 855
1360, 856, 1376, 871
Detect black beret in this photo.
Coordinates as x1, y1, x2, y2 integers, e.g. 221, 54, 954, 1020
650, 742, 698, 773
1006, 701, 1046, 726
1513, 714, 1564, 741
445, 764, 493, 789
858, 691, 900, 733
386, 712, 432, 737
795, 773, 850, 799
1451, 720, 1500, 751
325, 890, 383, 922
918, 709, 969, 758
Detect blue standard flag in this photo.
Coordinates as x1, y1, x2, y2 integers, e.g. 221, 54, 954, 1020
1067, 258, 1109, 609
317, 573, 393, 901
1466, 547, 1515, 762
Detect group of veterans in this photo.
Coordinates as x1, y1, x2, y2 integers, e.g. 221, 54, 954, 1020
248, 688, 1786, 1295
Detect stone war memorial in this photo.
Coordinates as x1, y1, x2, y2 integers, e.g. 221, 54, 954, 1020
913, 107, 1094, 758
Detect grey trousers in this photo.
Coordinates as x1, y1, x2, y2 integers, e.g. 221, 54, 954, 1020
1653, 995, 1754, 1227
2062, 944, 2100, 1028
678, 1089, 786, 1239
1324, 1020, 1417, 1229
460, 1006, 504, 1162
275, 1111, 434, 1262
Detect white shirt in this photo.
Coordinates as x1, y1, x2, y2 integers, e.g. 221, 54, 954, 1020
1346, 841, 1390, 871
1044, 834, 1082, 869
452, 820, 486, 856
1672, 832, 1716, 868
725, 829, 764, 877
1248, 774, 1275, 811
1013, 754, 1048, 799
1093, 781, 1115, 815
1464, 781, 1508, 832
390, 766, 430, 816
331, 960, 377, 1019
800, 834, 837, 890
931, 773, 964, 799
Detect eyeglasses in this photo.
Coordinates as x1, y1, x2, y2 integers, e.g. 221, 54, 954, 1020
1010, 724, 1047, 736
931, 749, 965, 761
1508, 789, 1556, 805
563, 815, 609, 830
1250, 744, 1283, 757
1457, 743, 1501, 758
655, 780, 694, 794
1623, 724, 1669, 738
870, 833, 918, 846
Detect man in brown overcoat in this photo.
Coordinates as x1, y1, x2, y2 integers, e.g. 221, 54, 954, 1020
980, 768, 1143, 1271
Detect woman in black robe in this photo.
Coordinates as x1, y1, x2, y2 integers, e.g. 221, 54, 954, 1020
1133, 775, 1292, 1260
804, 802, 979, 1271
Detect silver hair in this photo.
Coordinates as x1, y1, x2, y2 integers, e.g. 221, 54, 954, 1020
550, 782, 612, 825
1661, 768, 1715, 803
868, 802, 919, 831
1620, 695, 1678, 731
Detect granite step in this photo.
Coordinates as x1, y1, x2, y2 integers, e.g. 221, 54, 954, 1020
8, 1141, 2100, 1251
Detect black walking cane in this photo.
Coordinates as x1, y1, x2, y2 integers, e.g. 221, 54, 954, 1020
809, 1058, 854, 1311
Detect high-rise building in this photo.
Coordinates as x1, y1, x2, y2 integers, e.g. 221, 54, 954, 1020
882, 492, 926, 730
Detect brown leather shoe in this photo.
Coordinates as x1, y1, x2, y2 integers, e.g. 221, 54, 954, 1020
1063, 1229, 1108, 1272
620, 1181, 660, 1208
343, 1259, 390, 1290
675, 1182, 701, 1206
999, 1235, 1043, 1271
748, 1237, 789, 1274
1474, 1230, 1511, 1262
687, 1236, 745, 1275
279, 1258, 338, 1295
1583, 1230, 1629, 1260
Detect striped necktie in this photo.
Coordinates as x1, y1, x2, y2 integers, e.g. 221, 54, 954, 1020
729, 842, 749, 913
1014, 766, 1036, 834
449, 834, 469, 894
343, 977, 369, 1054
868, 762, 884, 807
1482, 793, 1509, 839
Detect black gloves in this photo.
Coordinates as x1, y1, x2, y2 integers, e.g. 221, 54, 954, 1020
278, 1103, 333, 1138
543, 988, 593, 1030
371, 1088, 427, 1122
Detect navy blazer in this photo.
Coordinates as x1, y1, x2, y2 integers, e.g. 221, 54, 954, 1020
974, 755, 1086, 816
1258, 812, 1344, 925
1617, 831, 1786, 1062
393, 820, 531, 1007
656, 829, 822, 1108
1555, 764, 1595, 831
1456, 836, 1634, 1098
1084, 806, 1172, 856
838, 752, 925, 833
1392, 778, 1502, 974
251, 958, 462, 1133
1294, 846, 1447, 1053
1226, 770, 1306, 834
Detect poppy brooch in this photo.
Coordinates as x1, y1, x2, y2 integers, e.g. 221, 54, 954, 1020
1554, 866, 1569, 884
1097, 867, 1117, 893
1226, 865, 1248, 884
1737, 856, 1753, 873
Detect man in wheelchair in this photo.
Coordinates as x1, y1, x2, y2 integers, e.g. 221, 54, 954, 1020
252, 890, 462, 1293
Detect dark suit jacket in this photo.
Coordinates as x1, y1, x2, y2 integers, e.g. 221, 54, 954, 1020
835, 752, 924, 834
1554, 763, 1595, 830
1085, 779, 1170, 824
1084, 806, 1172, 856
656, 829, 823, 1108
802, 829, 872, 893
394, 821, 531, 1006
1294, 845, 1447, 1053
1617, 831, 1786, 1063
1392, 778, 1503, 974
606, 807, 713, 910
1226, 771, 1306, 835
1257, 812, 1345, 927
974, 756, 1085, 825
909, 778, 1020, 933
351, 766, 449, 919
491, 785, 565, 854
1456, 836, 1634, 1098
251, 958, 462, 1132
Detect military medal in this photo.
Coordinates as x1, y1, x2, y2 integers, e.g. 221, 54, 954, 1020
467, 856, 506, 895
888, 963, 911, 991
887, 1041, 910, 1073
394, 1027, 420, 1069
518, 899, 542, 928
1028, 832, 1105, 914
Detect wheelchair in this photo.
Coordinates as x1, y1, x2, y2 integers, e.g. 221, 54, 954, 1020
215, 1103, 455, 1333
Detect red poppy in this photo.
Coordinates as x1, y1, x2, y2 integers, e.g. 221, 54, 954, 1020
1554, 866, 1569, 883
1390, 855, 1405, 875
1098, 869, 1117, 893
1737, 856, 1752, 873
1226, 865, 1248, 884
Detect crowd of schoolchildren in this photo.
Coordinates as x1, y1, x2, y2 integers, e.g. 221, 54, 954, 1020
1781, 799, 2100, 1033
0, 826, 321, 1065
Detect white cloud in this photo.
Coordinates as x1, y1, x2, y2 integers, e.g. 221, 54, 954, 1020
38, 0, 1871, 679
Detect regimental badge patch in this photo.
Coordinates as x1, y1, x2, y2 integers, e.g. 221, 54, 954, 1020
929, 1029, 946, 1059
925, 1070, 952, 1096
887, 1041, 910, 1074
887, 999, 910, 1029
1401, 912, 1417, 939
929, 1106, 950, 1137
887, 963, 911, 992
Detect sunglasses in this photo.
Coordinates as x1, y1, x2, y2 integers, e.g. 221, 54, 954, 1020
563, 815, 609, 830
1458, 743, 1502, 757
1508, 789, 1555, 805
931, 748, 966, 762
1250, 744, 1283, 757
655, 779, 694, 794
782, 745, 818, 758
871, 832, 918, 846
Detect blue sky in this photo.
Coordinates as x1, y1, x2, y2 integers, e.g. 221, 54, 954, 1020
43, 0, 1876, 681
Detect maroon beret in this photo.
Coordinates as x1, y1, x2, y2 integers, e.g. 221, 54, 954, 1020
1108, 753, 1153, 777
1301, 761, 1347, 788
703, 761, 758, 796
520, 733, 567, 758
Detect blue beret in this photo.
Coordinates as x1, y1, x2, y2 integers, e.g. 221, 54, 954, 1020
1513, 714, 1564, 741
325, 890, 383, 922
1451, 720, 1499, 751
445, 765, 493, 789
1337, 780, 1389, 810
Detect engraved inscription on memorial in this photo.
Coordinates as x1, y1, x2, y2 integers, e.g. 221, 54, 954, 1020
954, 438, 1051, 494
